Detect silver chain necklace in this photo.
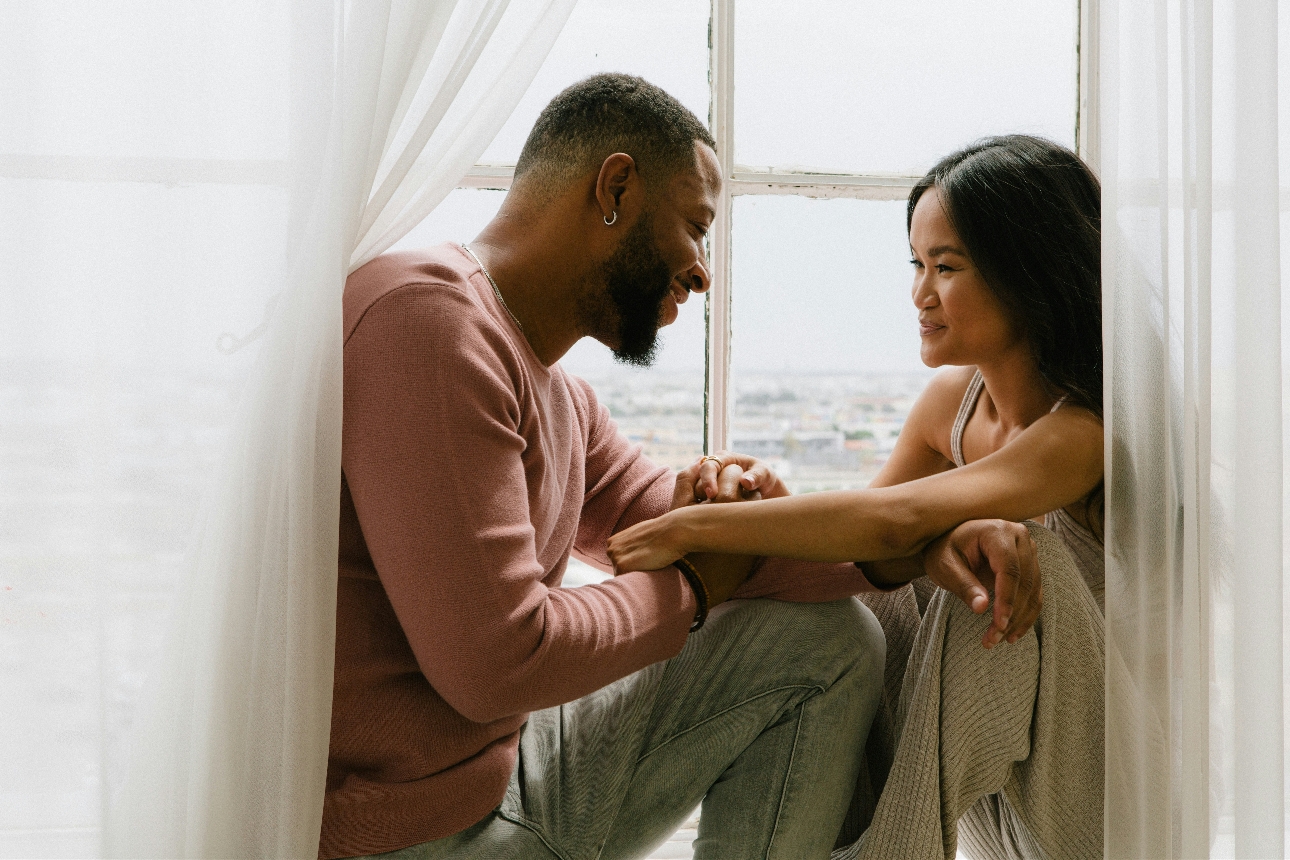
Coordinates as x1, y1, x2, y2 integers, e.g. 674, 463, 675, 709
461, 243, 523, 333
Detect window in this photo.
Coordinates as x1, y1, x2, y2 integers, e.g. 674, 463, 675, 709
400, 0, 1085, 509
411, 13, 1090, 853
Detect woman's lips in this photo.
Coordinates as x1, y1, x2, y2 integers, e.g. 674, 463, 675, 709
919, 322, 944, 336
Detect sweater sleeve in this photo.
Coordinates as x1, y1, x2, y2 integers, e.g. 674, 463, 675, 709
567, 375, 677, 570
730, 557, 878, 601
342, 284, 694, 725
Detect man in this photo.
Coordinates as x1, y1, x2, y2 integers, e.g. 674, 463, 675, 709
324, 74, 886, 860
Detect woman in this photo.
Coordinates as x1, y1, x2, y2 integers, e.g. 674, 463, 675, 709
608, 135, 1105, 859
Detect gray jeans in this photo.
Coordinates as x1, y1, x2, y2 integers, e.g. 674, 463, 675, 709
356, 597, 884, 860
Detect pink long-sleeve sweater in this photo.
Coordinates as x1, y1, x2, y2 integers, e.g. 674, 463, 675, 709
322, 245, 874, 858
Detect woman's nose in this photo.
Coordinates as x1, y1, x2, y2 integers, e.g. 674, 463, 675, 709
911, 273, 935, 307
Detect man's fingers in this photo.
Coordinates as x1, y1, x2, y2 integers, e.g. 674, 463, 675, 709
695, 456, 723, 500
675, 461, 703, 506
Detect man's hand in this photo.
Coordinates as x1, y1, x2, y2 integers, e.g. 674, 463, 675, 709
681, 451, 789, 506
921, 519, 1041, 648
671, 456, 764, 510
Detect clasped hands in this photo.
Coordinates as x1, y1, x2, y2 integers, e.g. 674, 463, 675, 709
608, 452, 1042, 648
652, 451, 784, 608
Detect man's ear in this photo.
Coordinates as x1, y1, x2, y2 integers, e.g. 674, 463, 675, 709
595, 153, 641, 225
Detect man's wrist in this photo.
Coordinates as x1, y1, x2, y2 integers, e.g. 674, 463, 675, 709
673, 556, 709, 631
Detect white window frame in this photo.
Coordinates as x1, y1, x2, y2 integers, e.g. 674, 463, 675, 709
458, 0, 1097, 456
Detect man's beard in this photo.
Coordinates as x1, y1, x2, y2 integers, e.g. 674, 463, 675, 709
579, 212, 677, 367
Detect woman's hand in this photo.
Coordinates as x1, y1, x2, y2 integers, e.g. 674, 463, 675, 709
617, 459, 769, 572
608, 509, 692, 573
921, 519, 1041, 648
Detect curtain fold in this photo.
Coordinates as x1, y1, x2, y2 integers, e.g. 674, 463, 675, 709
0, 2, 574, 858
1102, 0, 1287, 856
109, 3, 578, 856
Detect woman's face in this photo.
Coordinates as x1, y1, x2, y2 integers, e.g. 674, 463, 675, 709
908, 187, 1022, 369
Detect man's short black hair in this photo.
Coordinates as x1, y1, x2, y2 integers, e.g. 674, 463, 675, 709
514, 73, 716, 197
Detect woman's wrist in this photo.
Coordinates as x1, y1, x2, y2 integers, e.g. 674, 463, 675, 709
666, 504, 706, 554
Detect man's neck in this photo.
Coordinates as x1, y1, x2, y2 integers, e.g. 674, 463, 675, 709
468, 197, 597, 367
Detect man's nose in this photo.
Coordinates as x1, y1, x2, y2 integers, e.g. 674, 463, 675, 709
684, 257, 712, 294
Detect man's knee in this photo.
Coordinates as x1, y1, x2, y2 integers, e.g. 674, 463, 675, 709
713, 598, 885, 692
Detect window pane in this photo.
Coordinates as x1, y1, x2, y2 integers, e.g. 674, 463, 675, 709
478, 0, 710, 165
730, 196, 933, 493
735, 0, 1078, 174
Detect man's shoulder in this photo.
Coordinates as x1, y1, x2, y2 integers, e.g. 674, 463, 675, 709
343, 244, 479, 342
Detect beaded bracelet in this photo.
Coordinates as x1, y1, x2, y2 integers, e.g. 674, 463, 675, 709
673, 556, 710, 632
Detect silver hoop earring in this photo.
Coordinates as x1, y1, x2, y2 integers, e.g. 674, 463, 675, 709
604, 211, 618, 226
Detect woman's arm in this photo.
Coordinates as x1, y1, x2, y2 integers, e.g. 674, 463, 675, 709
605, 404, 1103, 571
851, 369, 964, 587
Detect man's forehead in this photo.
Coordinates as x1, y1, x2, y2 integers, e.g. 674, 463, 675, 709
670, 142, 721, 216
694, 141, 721, 192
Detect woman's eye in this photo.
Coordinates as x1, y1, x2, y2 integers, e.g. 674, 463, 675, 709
935, 264, 954, 274
909, 258, 923, 269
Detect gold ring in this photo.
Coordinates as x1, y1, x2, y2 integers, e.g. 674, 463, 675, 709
699, 455, 723, 469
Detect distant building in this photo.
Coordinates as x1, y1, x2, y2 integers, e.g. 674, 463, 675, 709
732, 430, 850, 465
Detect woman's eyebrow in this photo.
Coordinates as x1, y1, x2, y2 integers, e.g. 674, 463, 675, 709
925, 244, 968, 257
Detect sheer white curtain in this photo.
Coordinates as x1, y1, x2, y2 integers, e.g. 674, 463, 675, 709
0, 2, 574, 858
1101, 0, 1289, 856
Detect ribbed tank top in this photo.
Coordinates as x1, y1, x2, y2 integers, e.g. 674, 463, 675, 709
949, 371, 1105, 612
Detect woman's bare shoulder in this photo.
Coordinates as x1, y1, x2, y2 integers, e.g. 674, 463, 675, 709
913, 366, 978, 424
897, 366, 979, 463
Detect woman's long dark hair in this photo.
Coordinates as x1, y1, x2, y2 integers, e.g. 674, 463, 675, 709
907, 135, 1102, 416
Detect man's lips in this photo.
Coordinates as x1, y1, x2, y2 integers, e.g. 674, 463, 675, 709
660, 292, 681, 326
